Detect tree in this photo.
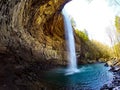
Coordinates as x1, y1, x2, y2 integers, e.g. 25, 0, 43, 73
113, 16, 120, 58
75, 29, 89, 41
113, 43, 120, 57
115, 16, 120, 33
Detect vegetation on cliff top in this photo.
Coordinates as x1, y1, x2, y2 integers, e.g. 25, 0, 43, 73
71, 17, 113, 61
73, 16, 120, 61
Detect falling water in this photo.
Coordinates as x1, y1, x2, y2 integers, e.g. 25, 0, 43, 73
62, 8, 79, 75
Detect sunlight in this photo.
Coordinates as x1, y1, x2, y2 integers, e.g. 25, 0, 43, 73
64, 0, 120, 46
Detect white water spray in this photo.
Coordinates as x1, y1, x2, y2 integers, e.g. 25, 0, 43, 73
62, 8, 79, 75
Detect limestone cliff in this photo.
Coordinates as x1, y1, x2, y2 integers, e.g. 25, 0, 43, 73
0, 0, 79, 65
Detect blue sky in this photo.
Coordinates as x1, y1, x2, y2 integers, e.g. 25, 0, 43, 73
63, 0, 120, 46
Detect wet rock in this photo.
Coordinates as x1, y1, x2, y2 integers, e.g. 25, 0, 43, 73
104, 63, 109, 67
100, 84, 110, 90
107, 61, 114, 66
115, 62, 120, 66
107, 83, 115, 89
109, 66, 115, 72
107, 58, 120, 67
113, 86, 120, 90
101, 65, 120, 90
109, 66, 120, 72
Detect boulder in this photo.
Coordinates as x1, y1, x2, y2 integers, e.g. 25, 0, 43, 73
113, 86, 120, 90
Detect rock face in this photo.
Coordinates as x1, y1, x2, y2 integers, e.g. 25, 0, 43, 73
0, 0, 79, 65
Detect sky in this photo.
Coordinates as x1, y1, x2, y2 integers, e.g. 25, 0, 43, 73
63, 0, 120, 46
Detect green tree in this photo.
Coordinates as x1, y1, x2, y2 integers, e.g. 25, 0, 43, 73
75, 29, 89, 41
115, 16, 120, 33
113, 16, 120, 58
113, 43, 120, 57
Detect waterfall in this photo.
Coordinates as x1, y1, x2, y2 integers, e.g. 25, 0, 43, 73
62, 8, 79, 75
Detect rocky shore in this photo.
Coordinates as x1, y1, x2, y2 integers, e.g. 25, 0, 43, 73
101, 66, 120, 90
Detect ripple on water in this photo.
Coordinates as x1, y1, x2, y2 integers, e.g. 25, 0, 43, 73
40, 63, 113, 90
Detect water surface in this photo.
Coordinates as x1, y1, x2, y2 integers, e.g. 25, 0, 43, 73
40, 63, 113, 90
